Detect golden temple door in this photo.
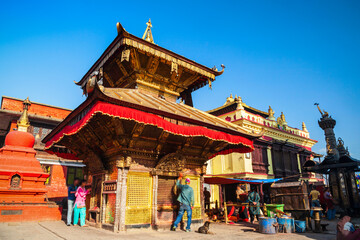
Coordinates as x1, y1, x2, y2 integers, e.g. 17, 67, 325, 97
125, 172, 152, 226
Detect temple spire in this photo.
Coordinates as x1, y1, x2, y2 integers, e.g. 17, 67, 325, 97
17, 97, 31, 132
142, 19, 154, 43
302, 122, 308, 132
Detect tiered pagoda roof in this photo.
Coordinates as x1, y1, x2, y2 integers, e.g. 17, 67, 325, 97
75, 23, 224, 105
43, 21, 261, 169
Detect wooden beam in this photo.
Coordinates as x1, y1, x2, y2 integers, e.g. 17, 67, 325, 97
128, 123, 145, 148
86, 124, 108, 152
200, 139, 214, 158
146, 56, 160, 75
182, 73, 201, 87
177, 137, 192, 151
103, 72, 115, 87
130, 48, 141, 71
213, 142, 228, 152
155, 131, 170, 153
170, 66, 183, 83
115, 58, 129, 76
110, 118, 125, 136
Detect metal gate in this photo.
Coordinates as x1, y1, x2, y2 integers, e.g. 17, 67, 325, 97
125, 172, 152, 225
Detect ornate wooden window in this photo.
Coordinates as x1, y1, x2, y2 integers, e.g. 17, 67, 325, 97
66, 167, 83, 186
28, 124, 54, 146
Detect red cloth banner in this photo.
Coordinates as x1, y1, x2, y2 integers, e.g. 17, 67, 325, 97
45, 101, 253, 158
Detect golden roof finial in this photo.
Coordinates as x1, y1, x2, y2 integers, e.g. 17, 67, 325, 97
280, 112, 287, 126
142, 19, 154, 43
17, 97, 31, 132
268, 106, 275, 120
224, 93, 235, 105
302, 122, 308, 132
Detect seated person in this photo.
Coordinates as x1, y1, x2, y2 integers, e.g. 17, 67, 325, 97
337, 215, 360, 240
227, 201, 238, 222
226, 201, 249, 222
238, 205, 249, 222
236, 185, 245, 203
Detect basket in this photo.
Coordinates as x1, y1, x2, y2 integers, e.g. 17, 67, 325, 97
265, 204, 284, 217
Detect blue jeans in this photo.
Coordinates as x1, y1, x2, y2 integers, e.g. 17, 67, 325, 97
173, 203, 192, 230
310, 200, 321, 217
327, 208, 336, 220
67, 199, 74, 225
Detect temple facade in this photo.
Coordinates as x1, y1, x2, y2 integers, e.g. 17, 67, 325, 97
205, 95, 320, 205
206, 95, 319, 180
0, 96, 84, 203
43, 21, 261, 231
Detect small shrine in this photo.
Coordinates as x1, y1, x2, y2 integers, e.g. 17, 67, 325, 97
0, 98, 61, 222
304, 104, 360, 212
43, 21, 261, 231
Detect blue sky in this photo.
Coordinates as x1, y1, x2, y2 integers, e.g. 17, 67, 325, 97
0, 1, 359, 158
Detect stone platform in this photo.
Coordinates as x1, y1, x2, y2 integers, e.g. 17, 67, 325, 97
0, 220, 338, 240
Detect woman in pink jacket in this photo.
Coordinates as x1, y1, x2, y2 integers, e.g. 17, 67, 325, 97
73, 180, 90, 227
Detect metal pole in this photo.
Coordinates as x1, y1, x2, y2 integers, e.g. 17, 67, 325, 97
224, 186, 228, 224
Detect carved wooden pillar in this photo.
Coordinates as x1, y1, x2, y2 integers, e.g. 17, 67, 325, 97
119, 168, 129, 231
114, 167, 123, 232
119, 167, 129, 231
200, 174, 205, 220
281, 147, 286, 178
267, 146, 274, 175
100, 174, 106, 225
296, 153, 302, 177
101, 192, 107, 224
152, 174, 158, 228
114, 155, 132, 232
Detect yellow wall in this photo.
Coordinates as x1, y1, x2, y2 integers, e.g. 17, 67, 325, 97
208, 153, 253, 175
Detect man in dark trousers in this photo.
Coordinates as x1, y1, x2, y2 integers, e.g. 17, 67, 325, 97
172, 173, 194, 232
67, 177, 80, 226
248, 185, 260, 224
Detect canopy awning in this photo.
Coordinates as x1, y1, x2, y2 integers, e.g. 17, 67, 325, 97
44, 101, 255, 160
204, 177, 282, 185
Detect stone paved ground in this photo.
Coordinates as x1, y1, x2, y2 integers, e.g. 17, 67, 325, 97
0, 220, 338, 240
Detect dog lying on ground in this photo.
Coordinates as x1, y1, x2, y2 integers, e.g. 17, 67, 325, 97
197, 221, 212, 234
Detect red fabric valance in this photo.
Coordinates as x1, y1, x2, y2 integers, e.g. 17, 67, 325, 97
45, 101, 253, 158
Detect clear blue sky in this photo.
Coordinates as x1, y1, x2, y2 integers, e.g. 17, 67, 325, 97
1, 1, 359, 159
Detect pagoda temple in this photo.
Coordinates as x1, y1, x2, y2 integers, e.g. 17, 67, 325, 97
43, 21, 261, 231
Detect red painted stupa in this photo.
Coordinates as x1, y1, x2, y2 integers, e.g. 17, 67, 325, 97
0, 98, 61, 222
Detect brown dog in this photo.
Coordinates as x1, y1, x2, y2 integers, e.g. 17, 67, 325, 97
197, 221, 211, 234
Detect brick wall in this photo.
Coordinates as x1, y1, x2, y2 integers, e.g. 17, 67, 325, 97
0, 205, 62, 222
45, 165, 68, 202
1, 97, 71, 120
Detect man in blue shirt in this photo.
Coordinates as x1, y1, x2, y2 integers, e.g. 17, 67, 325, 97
67, 178, 80, 226
172, 173, 194, 232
